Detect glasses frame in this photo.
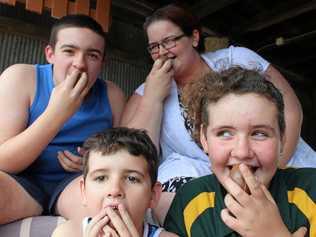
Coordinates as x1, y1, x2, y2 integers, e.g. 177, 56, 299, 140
147, 34, 186, 55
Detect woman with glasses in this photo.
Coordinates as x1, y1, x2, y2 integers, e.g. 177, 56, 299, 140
121, 4, 316, 224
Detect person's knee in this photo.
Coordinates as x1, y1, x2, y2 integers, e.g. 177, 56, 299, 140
0, 171, 43, 224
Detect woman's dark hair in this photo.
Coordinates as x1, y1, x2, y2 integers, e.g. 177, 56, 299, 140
144, 4, 205, 53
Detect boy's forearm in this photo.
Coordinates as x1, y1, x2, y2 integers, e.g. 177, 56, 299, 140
0, 110, 66, 173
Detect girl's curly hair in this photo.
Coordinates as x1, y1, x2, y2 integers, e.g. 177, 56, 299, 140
181, 67, 285, 146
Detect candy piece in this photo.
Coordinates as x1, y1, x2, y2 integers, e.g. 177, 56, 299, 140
230, 164, 248, 193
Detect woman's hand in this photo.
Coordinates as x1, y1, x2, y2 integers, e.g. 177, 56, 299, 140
144, 57, 174, 103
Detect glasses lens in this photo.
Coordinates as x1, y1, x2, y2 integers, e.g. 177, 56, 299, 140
162, 38, 176, 50
148, 44, 159, 54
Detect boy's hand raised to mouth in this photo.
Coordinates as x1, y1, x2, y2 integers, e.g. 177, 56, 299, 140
102, 204, 140, 237
46, 70, 91, 123
221, 164, 307, 237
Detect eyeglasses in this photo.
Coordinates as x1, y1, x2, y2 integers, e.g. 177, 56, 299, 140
147, 34, 185, 54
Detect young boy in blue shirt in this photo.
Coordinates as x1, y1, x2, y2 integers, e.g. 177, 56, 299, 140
53, 127, 178, 237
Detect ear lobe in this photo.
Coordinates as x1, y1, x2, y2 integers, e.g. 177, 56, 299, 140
45, 45, 55, 64
80, 177, 88, 206
200, 124, 209, 154
149, 182, 162, 209
192, 29, 200, 48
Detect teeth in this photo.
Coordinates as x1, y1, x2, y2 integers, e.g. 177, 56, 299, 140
111, 206, 118, 210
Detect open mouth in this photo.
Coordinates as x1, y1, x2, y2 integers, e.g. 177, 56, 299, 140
108, 205, 119, 211
228, 165, 258, 174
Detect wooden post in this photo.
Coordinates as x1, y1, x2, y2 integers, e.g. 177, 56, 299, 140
26, 0, 43, 14
75, 0, 89, 15
95, 0, 111, 32
51, 0, 67, 18
0, 0, 16, 6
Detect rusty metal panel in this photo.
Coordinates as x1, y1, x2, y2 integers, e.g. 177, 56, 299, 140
0, 31, 46, 73
103, 53, 149, 96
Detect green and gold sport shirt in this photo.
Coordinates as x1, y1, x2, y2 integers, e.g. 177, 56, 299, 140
165, 168, 316, 237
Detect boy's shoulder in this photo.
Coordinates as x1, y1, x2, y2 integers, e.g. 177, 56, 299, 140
275, 168, 316, 197
52, 219, 81, 237
172, 174, 220, 207
277, 167, 316, 184
178, 174, 219, 193
159, 230, 179, 237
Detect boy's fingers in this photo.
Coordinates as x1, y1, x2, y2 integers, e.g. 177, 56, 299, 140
84, 210, 109, 237
220, 208, 239, 232
73, 72, 89, 96
103, 225, 118, 237
57, 152, 79, 172
118, 204, 139, 236
105, 207, 130, 236
260, 184, 276, 205
65, 69, 82, 88
240, 164, 261, 195
292, 226, 307, 237
63, 150, 83, 164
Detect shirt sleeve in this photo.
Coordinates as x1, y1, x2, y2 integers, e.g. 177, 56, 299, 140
230, 46, 270, 73
135, 83, 145, 96
164, 192, 188, 237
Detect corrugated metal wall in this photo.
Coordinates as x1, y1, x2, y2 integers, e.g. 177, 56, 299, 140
0, 31, 149, 96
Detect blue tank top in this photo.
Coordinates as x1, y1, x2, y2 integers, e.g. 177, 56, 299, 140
25, 64, 112, 185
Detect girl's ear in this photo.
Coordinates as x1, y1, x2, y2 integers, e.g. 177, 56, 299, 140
149, 182, 162, 209
80, 177, 88, 206
192, 29, 200, 48
45, 45, 55, 64
200, 124, 209, 154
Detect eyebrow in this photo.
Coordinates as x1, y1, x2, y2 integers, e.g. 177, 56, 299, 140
148, 34, 182, 45
60, 44, 103, 56
252, 125, 277, 133
211, 124, 276, 132
89, 168, 146, 178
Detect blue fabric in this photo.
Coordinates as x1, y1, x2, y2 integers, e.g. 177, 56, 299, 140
22, 64, 112, 196
147, 223, 161, 237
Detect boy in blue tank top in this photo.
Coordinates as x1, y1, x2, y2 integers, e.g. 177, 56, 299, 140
0, 14, 125, 224
52, 127, 178, 237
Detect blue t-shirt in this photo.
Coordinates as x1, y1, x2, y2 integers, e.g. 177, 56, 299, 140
23, 64, 112, 193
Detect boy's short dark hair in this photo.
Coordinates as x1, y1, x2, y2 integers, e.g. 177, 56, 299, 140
181, 67, 286, 146
82, 127, 159, 186
49, 14, 106, 49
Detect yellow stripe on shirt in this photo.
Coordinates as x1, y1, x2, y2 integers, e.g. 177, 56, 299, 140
288, 187, 316, 237
183, 192, 215, 237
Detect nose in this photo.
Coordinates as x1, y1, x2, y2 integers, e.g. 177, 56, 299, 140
231, 136, 254, 160
158, 44, 169, 56
72, 53, 87, 72
106, 178, 123, 198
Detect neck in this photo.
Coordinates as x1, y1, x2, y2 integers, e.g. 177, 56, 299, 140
176, 55, 211, 88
